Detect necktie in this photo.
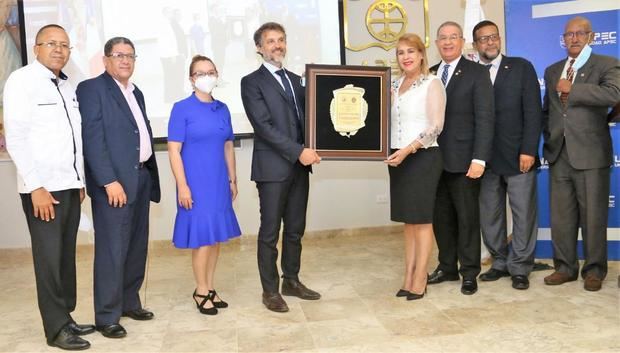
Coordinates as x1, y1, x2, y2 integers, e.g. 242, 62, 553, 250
486, 64, 492, 70
276, 69, 303, 143
276, 69, 295, 104
441, 64, 450, 86
560, 59, 575, 103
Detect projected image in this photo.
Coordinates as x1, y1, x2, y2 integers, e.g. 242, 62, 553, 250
22, 0, 341, 137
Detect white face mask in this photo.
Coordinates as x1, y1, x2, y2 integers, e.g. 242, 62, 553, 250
194, 75, 217, 94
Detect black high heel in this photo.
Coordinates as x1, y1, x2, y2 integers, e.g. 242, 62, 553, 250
192, 289, 218, 315
395, 289, 409, 297
406, 286, 427, 300
209, 290, 228, 309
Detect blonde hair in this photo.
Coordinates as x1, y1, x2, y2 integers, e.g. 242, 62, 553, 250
395, 33, 429, 76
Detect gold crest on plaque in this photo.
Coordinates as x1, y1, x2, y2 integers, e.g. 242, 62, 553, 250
330, 84, 368, 138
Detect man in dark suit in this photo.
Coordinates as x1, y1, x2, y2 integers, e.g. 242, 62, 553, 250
428, 21, 494, 295
77, 37, 161, 337
240, 22, 321, 312
542, 16, 619, 291
472, 20, 543, 291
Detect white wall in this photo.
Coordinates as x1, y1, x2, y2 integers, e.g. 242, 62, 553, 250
0, 0, 506, 248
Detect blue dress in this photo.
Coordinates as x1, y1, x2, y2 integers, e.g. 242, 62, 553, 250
168, 93, 241, 248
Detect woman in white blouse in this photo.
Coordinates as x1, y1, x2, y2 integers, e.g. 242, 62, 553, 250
385, 33, 446, 300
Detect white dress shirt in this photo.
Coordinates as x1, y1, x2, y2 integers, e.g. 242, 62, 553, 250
113, 79, 153, 162
480, 54, 502, 85
3, 60, 85, 193
437, 56, 462, 86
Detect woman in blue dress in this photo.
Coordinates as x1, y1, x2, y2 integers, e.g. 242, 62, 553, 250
168, 55, 241, 315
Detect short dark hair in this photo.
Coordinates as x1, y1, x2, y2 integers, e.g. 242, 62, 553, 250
253, 22, 286, 46
104, 37, 135, 56
35, 24, 66, 43
472, 20, 499, 41
188, 55, 217, 77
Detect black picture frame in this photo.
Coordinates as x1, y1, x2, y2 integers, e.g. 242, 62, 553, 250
305, 64, 390, 160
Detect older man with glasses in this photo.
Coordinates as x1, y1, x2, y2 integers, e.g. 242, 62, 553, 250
541, 16, 619, 291
77, 36, 161, 338
472, 20, 543, 290
4, 24, 94, 350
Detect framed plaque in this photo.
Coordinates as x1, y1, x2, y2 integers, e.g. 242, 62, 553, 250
305, 64, 390, 160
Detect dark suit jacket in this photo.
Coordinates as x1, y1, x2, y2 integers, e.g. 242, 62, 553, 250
76, 72, 161, 204
488, 55, 543, 176
431, 57, 495, 173
542, 53, 620, 169
240, 64, 307, 182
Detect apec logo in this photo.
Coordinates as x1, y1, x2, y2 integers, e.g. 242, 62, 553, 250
560, 31, 617, 48
538, 157, 549, 170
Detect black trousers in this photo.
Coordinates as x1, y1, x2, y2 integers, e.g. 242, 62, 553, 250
20, 189, 81, 340
433, 171, 482, 279
92, 168, 151, 325
256, 163, 309, 293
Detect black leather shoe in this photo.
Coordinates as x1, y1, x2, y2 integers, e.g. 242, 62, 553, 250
281, 279, 321, 300
461, 278, 478, 295
262, 292, 289, 312
479, 268, 510, 281
395, 289, 409, 297
511, 275, 529, 290
96, 324, 127, 338
66, 321, 95, 336
122, 308, 154, 321
428, 269, 459, 285
47, 326, 90, 350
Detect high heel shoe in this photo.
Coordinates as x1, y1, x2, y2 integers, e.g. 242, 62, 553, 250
406, 286, 427, 301
395, 289, 409, 297
193, 289, 218, 315
209, 290, 228, 308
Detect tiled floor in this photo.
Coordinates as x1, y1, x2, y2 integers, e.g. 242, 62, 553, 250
1, 229, 618, 352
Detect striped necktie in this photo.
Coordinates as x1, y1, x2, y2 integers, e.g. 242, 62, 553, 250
441, 64, 450, 86
560, 58, 575, 103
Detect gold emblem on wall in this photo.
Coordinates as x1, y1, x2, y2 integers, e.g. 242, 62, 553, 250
344, 0, 430, 52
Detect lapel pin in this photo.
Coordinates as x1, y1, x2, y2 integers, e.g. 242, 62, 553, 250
504, 65, 509, 69
580, 73, 584, 77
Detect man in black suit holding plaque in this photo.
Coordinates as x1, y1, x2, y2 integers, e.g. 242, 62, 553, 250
240, 22, 321, 312
428, 21, 494, 295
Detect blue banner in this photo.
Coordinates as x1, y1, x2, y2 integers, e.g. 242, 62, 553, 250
504, 0, 619, 259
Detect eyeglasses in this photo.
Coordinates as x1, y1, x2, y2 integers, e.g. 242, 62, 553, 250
562, 31, 591, 40
437, 34, 462, 43
191, 71, 217, 78
107, 53, 137, 61
476, 33, 500, 44
36, 41, 72, 51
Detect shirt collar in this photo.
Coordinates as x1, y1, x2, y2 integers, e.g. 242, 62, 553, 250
33, 59, 68, 81
480, 54, 502, 69
113, 77, 135, 93
263, 61, 286, 75
441, 55, 462, 68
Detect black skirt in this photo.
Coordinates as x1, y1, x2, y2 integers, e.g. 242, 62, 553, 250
388, 147, 443, 224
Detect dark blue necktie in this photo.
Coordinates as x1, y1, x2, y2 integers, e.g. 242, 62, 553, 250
441, 64, 450, 86
276, 69, 303, 143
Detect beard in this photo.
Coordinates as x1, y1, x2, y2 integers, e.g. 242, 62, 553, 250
480, 48, 500, 62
